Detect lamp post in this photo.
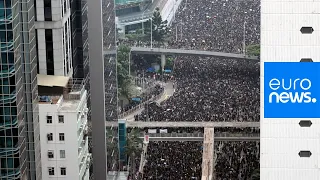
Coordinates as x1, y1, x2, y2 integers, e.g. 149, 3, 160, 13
243, 18, 247, 55
150, 17, 153, 49
142, 10, 149, 35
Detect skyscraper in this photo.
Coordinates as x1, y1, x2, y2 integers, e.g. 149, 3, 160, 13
0, 0, 41, 179
87, 0, 118, 178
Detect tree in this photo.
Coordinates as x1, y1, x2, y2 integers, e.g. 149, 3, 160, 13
246, 44, 260, 56
144, 7, 170, 43
117, 45, 133, 99
249, 168, 260, 180
125, 128, 143, 178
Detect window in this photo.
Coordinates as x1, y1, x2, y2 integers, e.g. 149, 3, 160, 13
47, 133, 53, 141
58, 115, 64, 123
60, 167, 66, 175
47, 116, 52, 123
48, 167, 54, 175
60, 150, 65, 158
48, 151, 54, 158
59, 133, 65, 141
44, 0, 52, 21
45, 29, 54, 75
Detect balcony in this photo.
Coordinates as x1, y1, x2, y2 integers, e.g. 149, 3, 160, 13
0, 90, 16, 105
77, 126, 88, 147
79, 153, 91, 177
77, 111, 88, 130
0, 66, 15, 78
0, 117, 18, 130
78, 138, 88, 163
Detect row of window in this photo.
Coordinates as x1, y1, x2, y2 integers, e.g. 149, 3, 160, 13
47, 133, 65, 141
48, 149, 66, 159
47, 115, 64, 124
48, 167, 66, 176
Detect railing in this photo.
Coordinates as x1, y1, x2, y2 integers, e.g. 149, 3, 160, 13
118, 89, 164, 119
139, 132, 260, 138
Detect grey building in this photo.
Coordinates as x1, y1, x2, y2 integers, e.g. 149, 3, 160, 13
87, 0, 118, 178
103, 0, 119, 174
0, 0, 41, 179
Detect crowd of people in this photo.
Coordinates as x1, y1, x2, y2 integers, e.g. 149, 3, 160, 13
119, 0, 261, 179
143, 141, 203, 179
136, 58, 259, 122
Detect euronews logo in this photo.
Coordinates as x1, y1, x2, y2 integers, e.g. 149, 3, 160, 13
268, 78, 317, 104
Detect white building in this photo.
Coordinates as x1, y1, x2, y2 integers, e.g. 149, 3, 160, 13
37, 75, 91, 180
35, 0, 73, 76
261, 0, 320, 180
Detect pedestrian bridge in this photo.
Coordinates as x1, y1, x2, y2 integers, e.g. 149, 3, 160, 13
103, 47, 259, 60
130, 47, 259, 60
139, 132, 260, 141
105, 121, 260, 128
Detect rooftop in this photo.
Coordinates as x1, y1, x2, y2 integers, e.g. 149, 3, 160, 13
37, 75, 86, 110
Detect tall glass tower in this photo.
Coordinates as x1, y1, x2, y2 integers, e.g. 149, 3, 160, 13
0, 0, 41, 179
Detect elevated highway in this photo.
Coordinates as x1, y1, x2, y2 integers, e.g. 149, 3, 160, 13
106, 121, 260, 128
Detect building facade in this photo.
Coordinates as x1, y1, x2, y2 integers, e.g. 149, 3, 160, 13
0, 0, 41, 179
102, 0, 119, 175
70, 0, 89, 80
261, 0, 320, 179
38, 75, 90, 180
35, 0, 73, 77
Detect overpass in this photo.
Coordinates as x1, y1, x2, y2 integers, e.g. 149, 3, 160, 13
103, 47, 259, 60
106, 121, 260, 128
139, 132, 259, 141
130, 47, 259, 60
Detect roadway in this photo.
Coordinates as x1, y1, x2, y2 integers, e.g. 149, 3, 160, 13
105, 121, 260, 128
120, 81, 174, 121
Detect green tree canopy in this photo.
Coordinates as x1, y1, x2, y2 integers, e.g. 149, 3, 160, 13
144, 7, 170, 42
117, 45, 134, 99
249, 168, 260, 180
246, 44, 260, 56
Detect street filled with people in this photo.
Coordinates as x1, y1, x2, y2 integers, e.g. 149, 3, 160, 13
119, 0, 261, 179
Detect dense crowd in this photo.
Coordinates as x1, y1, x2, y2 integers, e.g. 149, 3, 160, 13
125, 0, 260, 179
139, 141, 259, 180
136, 58, 259, 122
143, 142, 203, 179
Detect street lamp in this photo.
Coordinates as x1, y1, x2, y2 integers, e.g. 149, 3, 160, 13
142, 9, 150, 35
150, 17, 153, 49
243, 21, 246, 55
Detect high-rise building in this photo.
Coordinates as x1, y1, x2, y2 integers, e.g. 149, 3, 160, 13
261, 1, 320, 179
34, 0, 73, 77
87, 0, 118, 178
37, 75, 90, 180
0, 0, 41, 179
70, 0, 89, 80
